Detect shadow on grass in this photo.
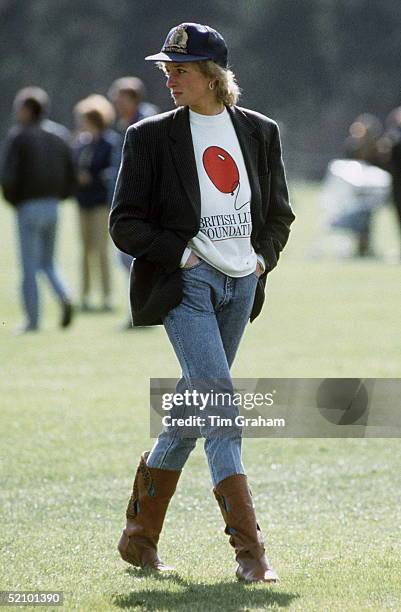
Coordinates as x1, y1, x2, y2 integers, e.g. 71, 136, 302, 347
112, 567, 299, 610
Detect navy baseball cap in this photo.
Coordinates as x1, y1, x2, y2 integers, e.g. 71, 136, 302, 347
145, 23, 228, 68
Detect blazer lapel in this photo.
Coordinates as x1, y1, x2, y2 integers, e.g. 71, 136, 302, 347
227, 106, 262, 214
169, 106, 201, 220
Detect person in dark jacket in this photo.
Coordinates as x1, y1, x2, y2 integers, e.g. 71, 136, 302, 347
1, 87, 75, 333
107, 77, 159, 327
110, 23, 295, 582
378, 107, 401, 255
344, 113, 383, 257
73, 95, 117, 311
389, 128, 401, 248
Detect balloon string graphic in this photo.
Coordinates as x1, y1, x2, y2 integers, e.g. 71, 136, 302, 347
233, 181, 247, 211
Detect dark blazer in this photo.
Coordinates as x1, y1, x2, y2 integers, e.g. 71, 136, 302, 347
109, 105, 295, 326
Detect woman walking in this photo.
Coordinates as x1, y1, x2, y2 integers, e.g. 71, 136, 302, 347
110, 22, 295, 582
74, 95, 117, 312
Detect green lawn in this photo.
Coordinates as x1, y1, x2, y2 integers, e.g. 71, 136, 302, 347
1, 185, 400, 611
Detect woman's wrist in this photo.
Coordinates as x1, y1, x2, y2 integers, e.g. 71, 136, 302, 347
183, 252, 201, 268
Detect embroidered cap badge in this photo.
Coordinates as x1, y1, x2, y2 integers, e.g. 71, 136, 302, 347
164, 25, 188, 54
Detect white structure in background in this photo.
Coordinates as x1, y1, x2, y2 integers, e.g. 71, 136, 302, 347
321, 159, 391, 228
310, 159, 391, 258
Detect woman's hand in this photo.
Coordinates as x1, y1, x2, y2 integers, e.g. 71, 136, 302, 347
183, 252, 201, 269
255, 261, 264, 278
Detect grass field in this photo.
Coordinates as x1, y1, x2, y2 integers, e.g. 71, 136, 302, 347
1, 184, 400, 611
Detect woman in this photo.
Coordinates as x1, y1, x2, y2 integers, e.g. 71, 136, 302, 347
110, 23, 295, 583
73, 95, 117, 312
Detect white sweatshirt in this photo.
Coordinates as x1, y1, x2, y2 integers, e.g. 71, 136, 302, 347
179, 108, 264, 277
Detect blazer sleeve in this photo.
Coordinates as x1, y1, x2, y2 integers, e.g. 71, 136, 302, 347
257, 122, 295, 273
109, 125, 187, 274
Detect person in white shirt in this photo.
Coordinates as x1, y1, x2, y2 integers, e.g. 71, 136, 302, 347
110, 22, 295, 583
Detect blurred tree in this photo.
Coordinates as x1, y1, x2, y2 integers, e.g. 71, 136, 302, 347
1, 0, 401, 179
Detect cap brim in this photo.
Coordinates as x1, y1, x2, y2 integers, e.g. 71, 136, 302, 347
145, 52, 210, 63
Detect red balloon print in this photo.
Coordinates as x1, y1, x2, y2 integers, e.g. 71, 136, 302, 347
203, 146, 239, 194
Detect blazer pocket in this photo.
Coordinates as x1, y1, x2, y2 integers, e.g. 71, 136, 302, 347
130, 259, 183, 325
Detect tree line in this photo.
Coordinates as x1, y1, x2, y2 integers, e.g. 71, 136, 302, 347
1, 0, 400, 178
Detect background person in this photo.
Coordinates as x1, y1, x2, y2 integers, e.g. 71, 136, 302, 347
343, 113, 383, 257
110, 23, 295, 582
1, 86, 75, 333
73, 94, 117, 312
107, 76, 159, 222
107, 77, 159, 328
376, 106, 401, 259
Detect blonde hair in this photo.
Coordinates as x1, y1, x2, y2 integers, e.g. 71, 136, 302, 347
157, 61, 241, 106
74, 94, 115, 130
197, 60, 241, 106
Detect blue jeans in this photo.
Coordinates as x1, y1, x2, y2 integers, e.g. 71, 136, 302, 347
147, 260, 259, 486
16, 198, 71, 328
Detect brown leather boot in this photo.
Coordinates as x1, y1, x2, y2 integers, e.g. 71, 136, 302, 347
117, 451, 181, 570
214, 474, 279, 583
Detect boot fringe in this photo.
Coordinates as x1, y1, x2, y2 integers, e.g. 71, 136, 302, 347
127, 453, 155, 519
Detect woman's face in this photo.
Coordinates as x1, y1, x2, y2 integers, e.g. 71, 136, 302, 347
80, 116, 100, 136
164, 62, 215, 112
